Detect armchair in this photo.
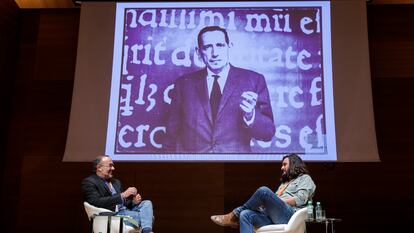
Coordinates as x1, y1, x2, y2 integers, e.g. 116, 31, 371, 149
83, 202, 140, 233
254, 207, 308, 233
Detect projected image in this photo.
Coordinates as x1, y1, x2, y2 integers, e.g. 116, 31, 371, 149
106, 1, 336, 161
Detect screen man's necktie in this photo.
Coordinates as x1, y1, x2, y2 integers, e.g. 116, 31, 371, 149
210, 75, 222, 122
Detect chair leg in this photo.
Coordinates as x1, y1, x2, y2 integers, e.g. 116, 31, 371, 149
107, 216, 111, 233
119, 217, 124, 233
90, 218, 94, 233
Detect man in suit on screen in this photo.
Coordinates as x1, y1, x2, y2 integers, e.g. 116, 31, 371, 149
165, 26, 275, 153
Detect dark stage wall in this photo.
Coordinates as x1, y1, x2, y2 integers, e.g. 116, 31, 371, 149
1, 2, 414, 233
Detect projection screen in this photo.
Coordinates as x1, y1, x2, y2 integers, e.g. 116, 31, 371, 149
63, 0, 379, 162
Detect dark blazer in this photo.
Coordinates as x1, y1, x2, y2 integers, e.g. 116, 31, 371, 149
81, 174, 134, 211
165, 65, 275, 153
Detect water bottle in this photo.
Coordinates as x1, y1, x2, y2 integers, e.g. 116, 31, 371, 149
307, 200, 314, 221
315, 201, 322, 221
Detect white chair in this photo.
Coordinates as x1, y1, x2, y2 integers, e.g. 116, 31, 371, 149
83, 202, 140, 233
254, 207, 308, 233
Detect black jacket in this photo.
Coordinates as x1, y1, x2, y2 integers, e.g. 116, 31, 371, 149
81, 174, 134, 211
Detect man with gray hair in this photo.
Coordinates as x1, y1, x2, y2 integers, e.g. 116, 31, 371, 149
81, 155, 154, 233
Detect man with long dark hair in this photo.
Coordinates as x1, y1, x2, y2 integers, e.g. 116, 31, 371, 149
211, 153, 315, 232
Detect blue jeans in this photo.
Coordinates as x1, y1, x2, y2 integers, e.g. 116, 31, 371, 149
117, 200, 153, 230
233, 186, 295, 233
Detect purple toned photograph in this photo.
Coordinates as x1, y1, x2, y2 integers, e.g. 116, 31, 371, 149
106, 2, 335, 161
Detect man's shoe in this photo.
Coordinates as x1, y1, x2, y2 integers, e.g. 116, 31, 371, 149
210, 212, 239, 228
127, 228, 140, 233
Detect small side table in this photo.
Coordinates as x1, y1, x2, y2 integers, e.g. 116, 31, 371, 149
306, 218, 342, 233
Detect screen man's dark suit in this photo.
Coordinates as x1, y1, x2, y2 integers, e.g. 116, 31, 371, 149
81, 174, 134, 211
165, 65, 275, 153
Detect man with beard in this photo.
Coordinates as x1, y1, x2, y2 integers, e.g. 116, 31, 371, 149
81, 155, 155, 233
210, 153, 316, 232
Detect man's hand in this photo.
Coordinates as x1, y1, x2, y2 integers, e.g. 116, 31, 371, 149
121, 187, 137, 199
133, 193, 143, 204
240, 91, 258, 120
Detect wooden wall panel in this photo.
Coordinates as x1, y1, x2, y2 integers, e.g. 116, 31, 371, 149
2, 4, 414, 233
16, 156, 88, 233
0, 1, 20, 232
372, 78, 414, 158
368, 5, 414, 78
0, 0, 19, 160
35, 10, 79, 80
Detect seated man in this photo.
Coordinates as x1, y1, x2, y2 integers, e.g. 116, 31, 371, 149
81, 155, 154, 233
211, 153, 315, 232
